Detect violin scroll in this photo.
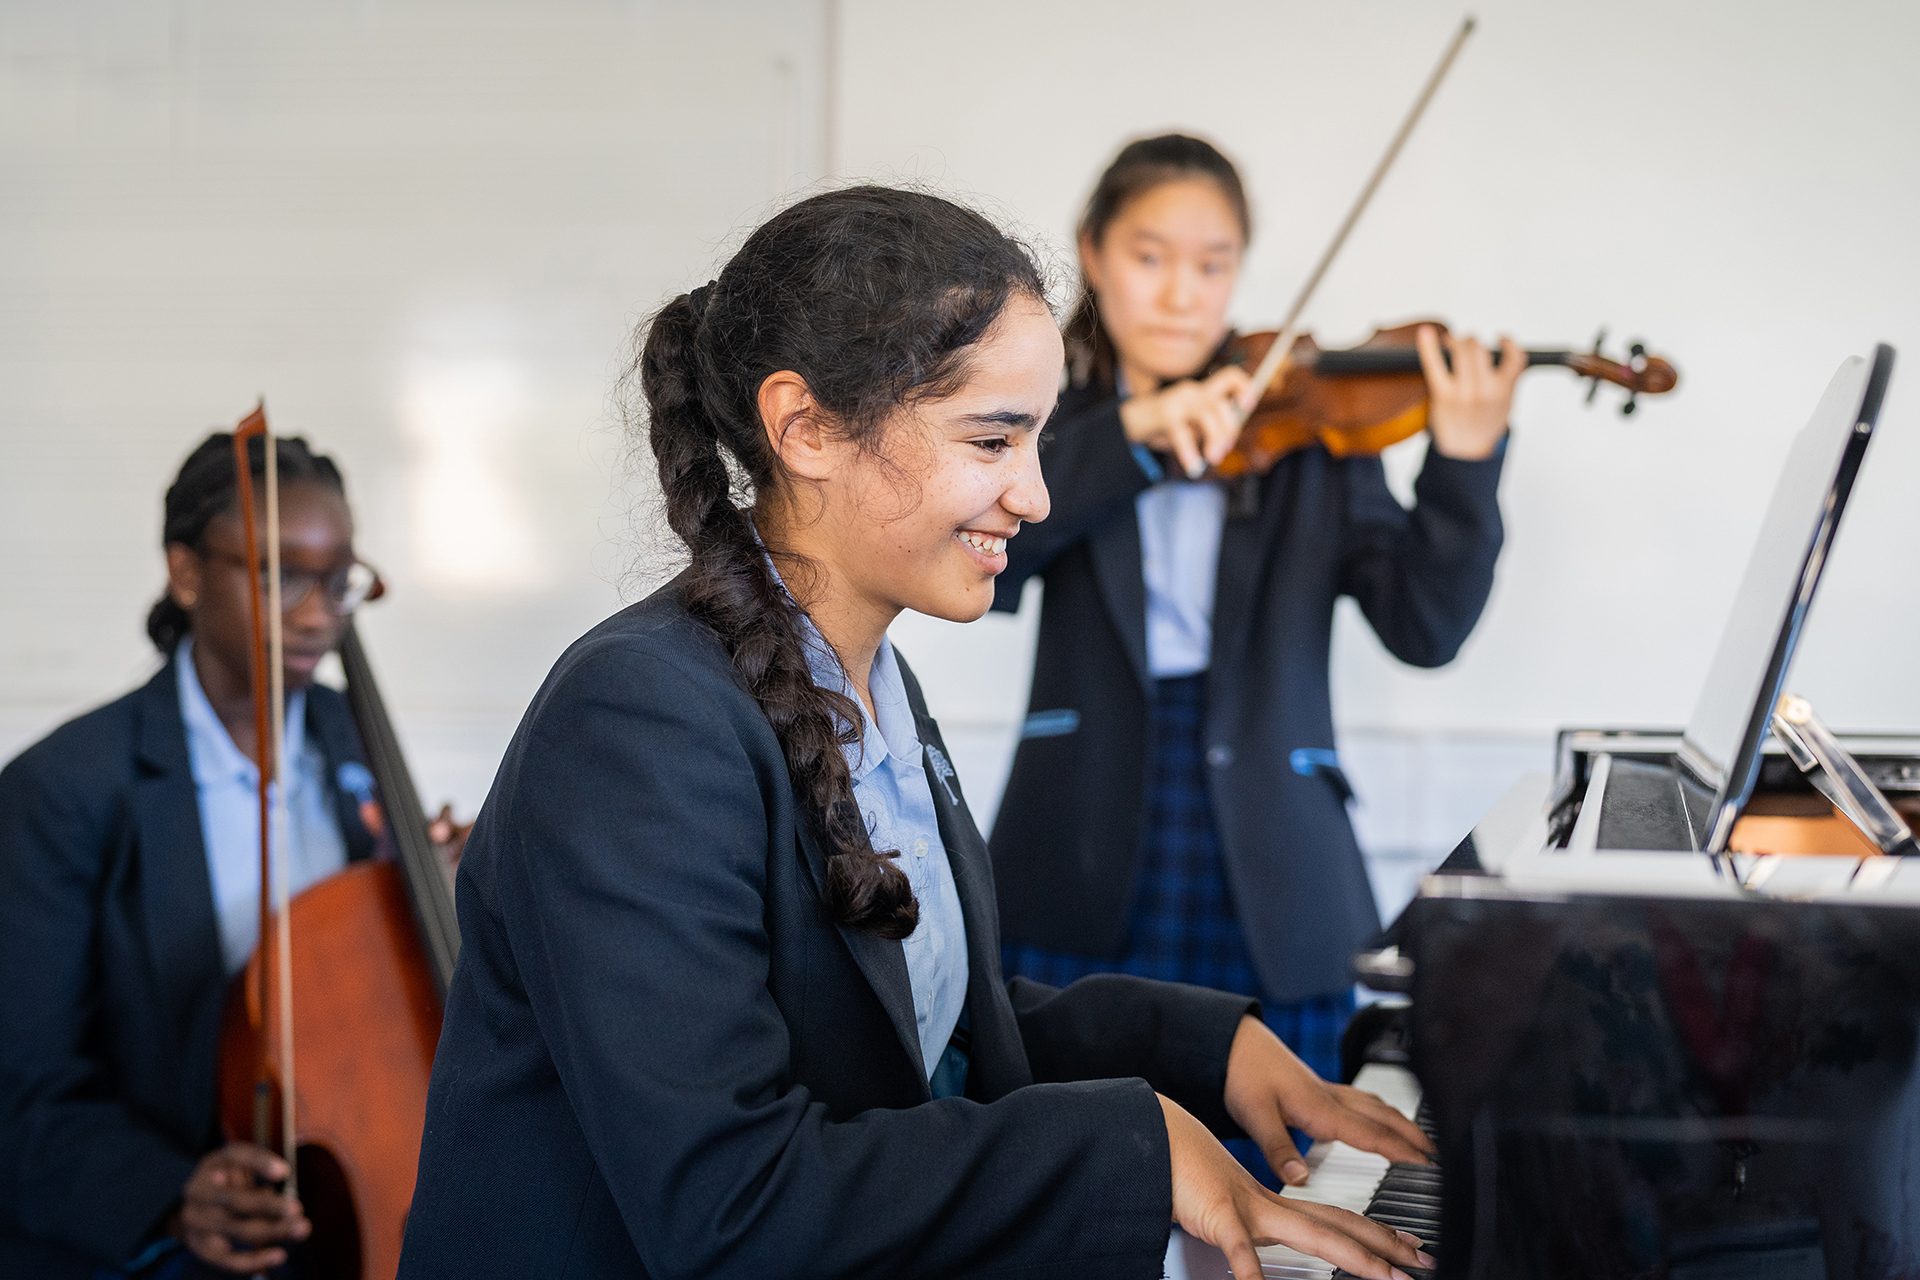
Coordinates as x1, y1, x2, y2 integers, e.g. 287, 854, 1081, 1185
1564, 329, 1679, 416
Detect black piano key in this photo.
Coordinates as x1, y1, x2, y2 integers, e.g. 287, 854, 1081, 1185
1323, 1083, 1441, 1280
1382, 1165, 1443, 1182
1371, 1200, 1440, 1222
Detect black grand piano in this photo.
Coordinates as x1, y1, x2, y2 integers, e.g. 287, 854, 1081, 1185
1172, 346, 1920, 1279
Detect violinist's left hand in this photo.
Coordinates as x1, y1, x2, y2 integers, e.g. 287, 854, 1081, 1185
1417, 325, 1525, 460
1222, 1015, 1435, 1189
430, 804, 474, 865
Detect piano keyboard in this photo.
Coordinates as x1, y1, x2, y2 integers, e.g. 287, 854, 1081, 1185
1259, 1063, 1437, 1279
1165, 1062, 1439, 1280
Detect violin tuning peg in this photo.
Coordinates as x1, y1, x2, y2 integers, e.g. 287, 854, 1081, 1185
1629, 341, 1647, 362
1585, 377, 1602, 405
1590, 326, 1609, 357
1620, 393, 1639, 417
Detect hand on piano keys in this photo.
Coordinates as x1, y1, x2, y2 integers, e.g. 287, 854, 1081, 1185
1167, 1062, 1441, 1280
1221, 1015, 1433, 1185
1161, 1044, 1436, 1280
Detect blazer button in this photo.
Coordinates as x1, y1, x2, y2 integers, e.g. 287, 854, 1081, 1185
1206, 745, 1234, 769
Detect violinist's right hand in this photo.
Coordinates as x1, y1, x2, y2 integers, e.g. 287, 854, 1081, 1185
1120, 365, 1253, 481
171, 1143, 311, 1274
1161, 1094, 1423, 1280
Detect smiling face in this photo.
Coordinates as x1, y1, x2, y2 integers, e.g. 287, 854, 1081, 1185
759, 291, 1061, 644
1081, 177, 1244, 389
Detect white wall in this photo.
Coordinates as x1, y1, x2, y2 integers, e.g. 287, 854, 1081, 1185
838, 0, 1920, 908
5, 1, 1919, 922
1, 0, 830, 811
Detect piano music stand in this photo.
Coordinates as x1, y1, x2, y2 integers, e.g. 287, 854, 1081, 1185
1676, 344, 1895, 854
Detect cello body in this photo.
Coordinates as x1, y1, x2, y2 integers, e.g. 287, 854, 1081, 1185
218, 622, 458, 1280
219, 861, 442, 1280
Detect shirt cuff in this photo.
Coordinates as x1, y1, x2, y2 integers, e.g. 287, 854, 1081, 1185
1130, 442, 1166, 484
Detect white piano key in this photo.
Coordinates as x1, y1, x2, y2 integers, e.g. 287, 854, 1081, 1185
1164, 1065, 1429, 1280
1254, 1065, 1426, 1278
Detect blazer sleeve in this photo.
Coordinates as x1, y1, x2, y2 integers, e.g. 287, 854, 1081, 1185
0, 751, 197, 1266
487, 640, 1174, 1280
1008, 974, 1258, 1138
1336, 442, 1506, 668
992, 394, 1154, 612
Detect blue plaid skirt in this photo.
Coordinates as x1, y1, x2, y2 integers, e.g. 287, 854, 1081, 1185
1002, 673, 1354, 1186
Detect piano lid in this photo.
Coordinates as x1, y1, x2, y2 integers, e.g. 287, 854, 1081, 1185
1677, 344, 1895, 854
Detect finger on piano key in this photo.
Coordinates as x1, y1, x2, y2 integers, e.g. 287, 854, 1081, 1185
1255, 1063, 1434, 1278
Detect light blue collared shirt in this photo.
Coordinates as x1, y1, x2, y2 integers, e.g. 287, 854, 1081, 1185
176, 640, 349, 974
797, 622, 970, 1093
1135, 475, 1226, 678
1123, 369, 1227, 678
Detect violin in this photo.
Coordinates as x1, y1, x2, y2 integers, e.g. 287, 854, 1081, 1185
215, 405, 460, 1279
1212, 321, 1680, 478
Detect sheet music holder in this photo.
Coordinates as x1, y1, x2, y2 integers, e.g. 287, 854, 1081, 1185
1678, 343, 1896, 854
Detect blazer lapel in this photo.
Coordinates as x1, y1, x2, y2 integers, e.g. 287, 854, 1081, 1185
1209, 463, 1291, 675
129, 664, 228, 1134
306, 686, 377, 863
1088, 506, 1152, 693
911, 709, 1031, 1099
793, 819, 926, 1082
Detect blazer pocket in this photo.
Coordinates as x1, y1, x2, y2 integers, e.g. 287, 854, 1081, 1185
1020, 709, 1081, 740
1289, 747, 1355, 805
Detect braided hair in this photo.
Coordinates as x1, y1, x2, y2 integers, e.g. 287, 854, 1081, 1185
1065, 133, 1251, 392
148, 432, 346, 652
625, 185, 1045, 940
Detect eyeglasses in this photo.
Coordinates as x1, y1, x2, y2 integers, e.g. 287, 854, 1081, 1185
201, 548, 382, 617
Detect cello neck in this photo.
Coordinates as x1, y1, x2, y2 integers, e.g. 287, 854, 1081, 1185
338, 622, 461, 999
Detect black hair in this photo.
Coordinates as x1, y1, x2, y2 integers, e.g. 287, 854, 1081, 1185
1065, 133, 1251, 392
148, 432, 347, 653
625, 185, 1046, 940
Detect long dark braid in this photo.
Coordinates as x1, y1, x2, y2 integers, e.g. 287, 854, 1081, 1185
627, 186, 1045, 939
148, 432, 346, 652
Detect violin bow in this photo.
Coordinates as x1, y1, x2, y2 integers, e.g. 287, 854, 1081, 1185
1239, 15, 1478, 419
231, 405, 299, 1201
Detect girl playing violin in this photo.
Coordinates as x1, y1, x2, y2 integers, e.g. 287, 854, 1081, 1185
400, 185, 1434, 1280
0, 434, 435, 1277
991, 134, 1524, 1185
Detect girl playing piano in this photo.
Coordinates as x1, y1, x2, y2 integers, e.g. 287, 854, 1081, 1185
400, 185, 1434, 1280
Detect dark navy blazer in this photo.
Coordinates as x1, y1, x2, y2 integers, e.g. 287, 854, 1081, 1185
0, 661, 375, 1278
399, 581, 1257, 1280
990, 383, 1505, 1002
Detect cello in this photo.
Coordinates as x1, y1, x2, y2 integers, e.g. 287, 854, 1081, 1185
215, 404, 461, 1279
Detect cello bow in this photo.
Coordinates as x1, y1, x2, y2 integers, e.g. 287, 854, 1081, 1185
230, 404, 299, 1198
